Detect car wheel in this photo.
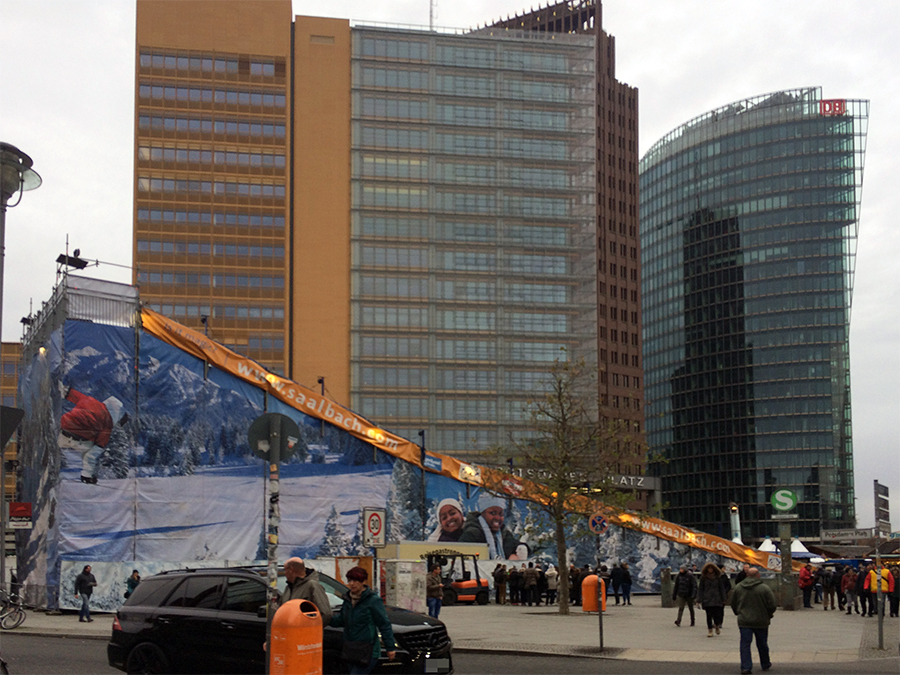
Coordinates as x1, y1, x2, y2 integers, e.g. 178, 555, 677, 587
475, 590, 489, 606
125, 643, 171, 674
443, 589, 457, 606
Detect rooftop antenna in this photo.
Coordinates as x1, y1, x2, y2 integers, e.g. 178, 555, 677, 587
429, 0, 437, 31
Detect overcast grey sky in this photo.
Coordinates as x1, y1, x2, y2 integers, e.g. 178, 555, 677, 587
1, 1, 896, 529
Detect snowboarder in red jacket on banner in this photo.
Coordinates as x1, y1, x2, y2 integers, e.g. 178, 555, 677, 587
57, 383, 128, 484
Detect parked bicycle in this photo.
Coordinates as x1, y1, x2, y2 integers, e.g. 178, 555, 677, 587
0, 590, 26, 630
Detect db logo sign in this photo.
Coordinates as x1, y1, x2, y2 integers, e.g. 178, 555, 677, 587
820, 99, 846, 116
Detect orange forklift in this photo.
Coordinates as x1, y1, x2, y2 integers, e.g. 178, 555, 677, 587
427, 551, 491, 605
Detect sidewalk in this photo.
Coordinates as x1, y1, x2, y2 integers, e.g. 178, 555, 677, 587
5, 597, 899, 666
440, 595, 900, 665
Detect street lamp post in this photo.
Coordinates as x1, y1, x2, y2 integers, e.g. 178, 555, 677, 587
0, 142, 42, 592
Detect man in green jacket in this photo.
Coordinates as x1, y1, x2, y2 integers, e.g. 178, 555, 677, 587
730, 567, 776, 674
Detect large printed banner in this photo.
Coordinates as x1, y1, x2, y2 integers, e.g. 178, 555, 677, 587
17, 313, 792, 609
142, 307, 790, 571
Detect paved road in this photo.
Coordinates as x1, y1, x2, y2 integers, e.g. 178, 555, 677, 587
1, 634, 119, 674
2, 634, 899, 675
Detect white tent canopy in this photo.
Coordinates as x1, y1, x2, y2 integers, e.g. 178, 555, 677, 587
790, 538, 810, 553
758, 536, 779, 552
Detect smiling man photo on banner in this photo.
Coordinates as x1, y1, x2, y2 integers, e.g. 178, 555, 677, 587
459, 493, 528, 560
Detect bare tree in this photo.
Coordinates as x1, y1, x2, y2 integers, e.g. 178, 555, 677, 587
484, 356, 643, 615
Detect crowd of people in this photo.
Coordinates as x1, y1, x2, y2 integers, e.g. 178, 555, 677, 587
798, 561, 898, 617
488, 561, 634, 607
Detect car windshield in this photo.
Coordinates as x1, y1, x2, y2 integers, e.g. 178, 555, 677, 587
314, 571, 349, 608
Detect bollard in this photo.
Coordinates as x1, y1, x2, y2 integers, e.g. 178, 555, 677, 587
270, 599, 323, 675
660, 567, 674, 608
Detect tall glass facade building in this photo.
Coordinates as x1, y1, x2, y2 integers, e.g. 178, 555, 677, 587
134, 1, 643, 462
639, 88, 868, 540
350, 27, 599, 457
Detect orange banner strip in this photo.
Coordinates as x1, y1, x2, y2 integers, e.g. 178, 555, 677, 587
139, 308, 421, 463
139, 308, 802, 572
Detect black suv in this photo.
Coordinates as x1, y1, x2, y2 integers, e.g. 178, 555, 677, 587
107, 567, 452, 674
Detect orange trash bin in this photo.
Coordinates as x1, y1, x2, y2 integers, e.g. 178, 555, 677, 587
269, 599, 323, 675
581, 575, 606, 613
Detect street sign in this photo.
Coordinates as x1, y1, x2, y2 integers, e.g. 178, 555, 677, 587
363, 507, 386, 547
771, 489, 798, 512
8, 502, 31, 530
248, 413, 300, 462
589, 513, 609, 535
771, 513, 799, 520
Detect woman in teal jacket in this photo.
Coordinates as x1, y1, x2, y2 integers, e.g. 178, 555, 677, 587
331, 566, 397, 674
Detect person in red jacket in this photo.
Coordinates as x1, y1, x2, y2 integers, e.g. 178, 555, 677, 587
58, 384, 128, 484
798, 563, 814, 608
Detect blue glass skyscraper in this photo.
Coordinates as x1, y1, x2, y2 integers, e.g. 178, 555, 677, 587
639, 88, 868, 540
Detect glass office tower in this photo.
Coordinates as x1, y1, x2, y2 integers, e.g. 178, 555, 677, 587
350, 27, 598, 458
639, 88, 868, 540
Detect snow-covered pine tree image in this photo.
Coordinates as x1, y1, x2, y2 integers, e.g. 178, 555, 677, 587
98, 423, 132, 479
521, 501, 555, 558
349, 510, 366, 555
318, 505, 352, 556
385, 459, 425, 541
571, 516, 599, 567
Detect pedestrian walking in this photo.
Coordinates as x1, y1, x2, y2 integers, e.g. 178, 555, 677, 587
537, 566, 548, 605
492, 564, 507, 605
672, 565, 697, 627
698, 562, 728, 636
856, 563, 871, 616
281, 557, 333, 624
889, 567, 899, 618
819, 566, 835, 610
799, 563, 814, 608
598, 565, 611, 602
426, 565, 444, 619
842, 568, 859, 614
813, 565, 824, 605
508, 565, 522, 605
569, 564, 582, 606
609, 563, 624, 605
331, 566, 396, 674
545, 565, 558, 605
730, 567, 776, 674
125, 569, 141, 599
620, 562, 633, 605
522, 562, 539, 606
864, 563, 894, 618
74, 564, 97, 622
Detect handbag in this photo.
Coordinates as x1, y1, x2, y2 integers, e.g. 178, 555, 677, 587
341, 640, 373, 667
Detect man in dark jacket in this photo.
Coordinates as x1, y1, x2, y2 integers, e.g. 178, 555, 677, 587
673, 565, 697, 626
730, 568, 776, 674
522, 562, 539, 606
508, 565, 522, 605
609, 563, 625, 605
426, 564, 444, 618
856, 562, 871, 616
569, 564, 582, 605
281, 557, 333, 625
74, 565, 97, 622
492, 564, 508, 605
